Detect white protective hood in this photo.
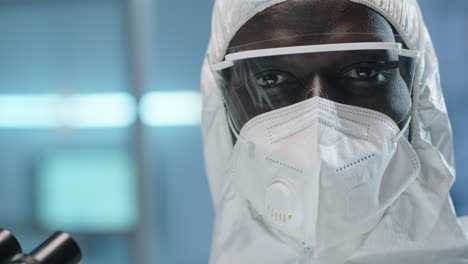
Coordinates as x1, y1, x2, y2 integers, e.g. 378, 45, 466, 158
200, 0, 468, 263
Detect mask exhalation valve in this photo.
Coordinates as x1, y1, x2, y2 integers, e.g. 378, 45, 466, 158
265, 180, 300, 227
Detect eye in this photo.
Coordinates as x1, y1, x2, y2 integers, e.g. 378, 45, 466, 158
340, 61, 397, 82
344, 66, 379, 79
256, 72, 289, 88
251, 70, 303, 109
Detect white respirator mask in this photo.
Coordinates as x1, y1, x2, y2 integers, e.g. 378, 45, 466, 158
227, 96, 420, 252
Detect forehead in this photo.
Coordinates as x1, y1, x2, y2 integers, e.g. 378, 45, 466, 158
229, 0, 395, 50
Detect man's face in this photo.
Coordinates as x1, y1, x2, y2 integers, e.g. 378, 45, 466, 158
222, 0, 412, 132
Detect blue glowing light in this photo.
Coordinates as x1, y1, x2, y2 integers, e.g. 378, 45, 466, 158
140, 91, 201, 126
0, 93, 136, 128
0, 91, 202, 128
36, 150, 138, 233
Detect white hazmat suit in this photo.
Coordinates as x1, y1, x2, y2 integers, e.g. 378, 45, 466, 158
200, 0, 468, 263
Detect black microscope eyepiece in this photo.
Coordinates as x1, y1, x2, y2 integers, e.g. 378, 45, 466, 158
0, 229, 22, 264
0, 229, 81, 264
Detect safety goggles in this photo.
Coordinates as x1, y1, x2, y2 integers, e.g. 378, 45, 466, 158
210, 35, 419, 132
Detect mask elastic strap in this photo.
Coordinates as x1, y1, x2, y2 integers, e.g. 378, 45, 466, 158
392, 116, 411, 145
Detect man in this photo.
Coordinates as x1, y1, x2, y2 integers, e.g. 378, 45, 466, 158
201, 0, 468, 263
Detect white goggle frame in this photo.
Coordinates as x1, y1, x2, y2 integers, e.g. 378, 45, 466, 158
212, 42, 419, 71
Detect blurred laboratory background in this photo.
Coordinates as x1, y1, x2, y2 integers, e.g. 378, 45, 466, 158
0, 0, 466, 263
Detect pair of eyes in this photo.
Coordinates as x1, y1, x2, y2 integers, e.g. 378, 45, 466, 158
255, 62, 393, 88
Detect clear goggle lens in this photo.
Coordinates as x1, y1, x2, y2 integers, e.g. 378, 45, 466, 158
211, 37, 418, 132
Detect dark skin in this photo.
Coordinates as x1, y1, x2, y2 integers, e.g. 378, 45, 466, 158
222, 0, 412, 133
